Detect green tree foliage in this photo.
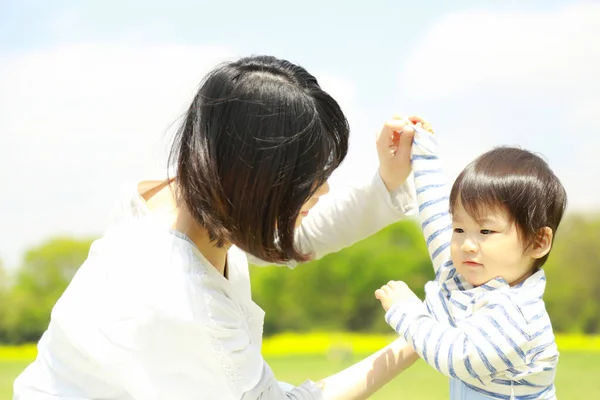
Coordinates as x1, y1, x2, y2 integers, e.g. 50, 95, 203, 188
251, 220, 434, 335
0, 214, 598, 344
251, 214, 600, 336
1, 237, 94, 343
0, 260, 9, 342
544, 214, 600, 334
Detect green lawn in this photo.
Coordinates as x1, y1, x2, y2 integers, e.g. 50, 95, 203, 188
2, 352, 599, 398
1, 361, 24, 399
268, 352, 600, 398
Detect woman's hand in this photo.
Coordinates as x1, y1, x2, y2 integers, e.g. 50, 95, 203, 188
376, 116, 414, 192
407, 115, 434, 134
376, 115, 434, 191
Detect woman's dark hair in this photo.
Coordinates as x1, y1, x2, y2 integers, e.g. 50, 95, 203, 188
449, 147, 567, 269
169, 55, 349, 263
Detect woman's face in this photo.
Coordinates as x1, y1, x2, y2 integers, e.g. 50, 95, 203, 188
295, 182, 330, 227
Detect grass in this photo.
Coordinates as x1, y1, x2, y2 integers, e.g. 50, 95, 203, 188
2, 334, 600, 399
3, 353, 600, 398
1, 361, 24, 399
268, 352, 600, 399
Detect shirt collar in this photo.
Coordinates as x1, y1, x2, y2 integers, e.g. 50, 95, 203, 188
443, 268, 546, 297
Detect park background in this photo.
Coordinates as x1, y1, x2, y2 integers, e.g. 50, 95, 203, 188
1, 0, 599, 398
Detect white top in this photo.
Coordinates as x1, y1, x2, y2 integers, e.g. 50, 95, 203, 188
385, 127, 558, 399
14, 170, 416, 400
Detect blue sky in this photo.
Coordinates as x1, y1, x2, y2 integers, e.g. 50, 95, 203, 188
1, 0, 598, 269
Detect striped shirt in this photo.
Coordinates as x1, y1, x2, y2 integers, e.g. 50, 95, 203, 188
385, 126, 558, 399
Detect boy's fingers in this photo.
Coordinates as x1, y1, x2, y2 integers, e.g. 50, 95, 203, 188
391, 281, 409, 290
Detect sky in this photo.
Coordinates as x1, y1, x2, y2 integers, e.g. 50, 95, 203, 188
1, 0, 599, 269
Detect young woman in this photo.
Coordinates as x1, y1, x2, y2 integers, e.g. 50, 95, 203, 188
14, 55, 420, 399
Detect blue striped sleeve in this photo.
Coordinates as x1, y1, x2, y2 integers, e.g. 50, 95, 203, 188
385, 296, 538, 386
410, 124, 453, 277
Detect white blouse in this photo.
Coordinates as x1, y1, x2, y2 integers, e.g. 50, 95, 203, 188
13, 171, 416, 400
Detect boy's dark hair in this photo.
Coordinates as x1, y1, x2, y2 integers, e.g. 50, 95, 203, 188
169, 55, 349, 264
449, 147, 567, 269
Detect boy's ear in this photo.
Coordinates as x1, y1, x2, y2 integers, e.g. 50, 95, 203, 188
530, 227, 553, 259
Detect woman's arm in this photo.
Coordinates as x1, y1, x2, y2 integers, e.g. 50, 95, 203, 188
209, 290, 419, 400
293, 172, 416, 262
318, 337, 419, 400
251, 119, 419, 267
244, 337, 418, 400
248, 171, 417, 268
86, 282, 418, 400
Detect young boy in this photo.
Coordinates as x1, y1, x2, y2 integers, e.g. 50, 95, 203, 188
376, 117, 566, 399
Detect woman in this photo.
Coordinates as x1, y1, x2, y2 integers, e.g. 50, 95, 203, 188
14, 55, 420, 399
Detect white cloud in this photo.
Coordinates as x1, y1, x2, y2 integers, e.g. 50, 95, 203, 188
0, 43, 235, 268
396, 2, 600, 211
400, 3, 600, 99
315, 73, 379, 188
0, 43, 364, 269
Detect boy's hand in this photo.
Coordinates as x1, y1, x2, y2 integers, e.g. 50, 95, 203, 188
376, 115, 435, 192
375, 280, 421, 312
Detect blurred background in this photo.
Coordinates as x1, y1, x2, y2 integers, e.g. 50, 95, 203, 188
1, 0, 599, 398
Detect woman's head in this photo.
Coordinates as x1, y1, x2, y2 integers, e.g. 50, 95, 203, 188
170, 55, 349, 263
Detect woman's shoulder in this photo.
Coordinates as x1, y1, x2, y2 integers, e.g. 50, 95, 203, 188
50, 226, 249, 355
57, 222, 230, 316
106, 169, 174, 226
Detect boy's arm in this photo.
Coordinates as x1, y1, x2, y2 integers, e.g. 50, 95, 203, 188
410, 123, 453, 277
384, 293, 538, 386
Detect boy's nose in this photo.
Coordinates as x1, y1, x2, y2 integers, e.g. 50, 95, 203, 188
461, 237, 478, 253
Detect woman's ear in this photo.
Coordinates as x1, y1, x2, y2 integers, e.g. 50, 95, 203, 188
530, 227, 553, 259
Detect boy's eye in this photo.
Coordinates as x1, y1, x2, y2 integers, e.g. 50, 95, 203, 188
453, 228, 464, 233
480, 229, 494, 235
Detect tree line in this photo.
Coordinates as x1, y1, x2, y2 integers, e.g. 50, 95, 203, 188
0, 214, 598, 343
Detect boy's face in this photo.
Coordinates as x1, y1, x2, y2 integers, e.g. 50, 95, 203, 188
450, 201, 535, 287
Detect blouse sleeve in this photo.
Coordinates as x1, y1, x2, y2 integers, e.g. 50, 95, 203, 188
250, 169, 417, 267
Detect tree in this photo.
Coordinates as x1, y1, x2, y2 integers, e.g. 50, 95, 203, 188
544, 214, 600, 333
3, 237, 95, 343
0, 260, 9, 342
2, 213, 598, 343
251, 220, 434, 335
251, 213, 600, 336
